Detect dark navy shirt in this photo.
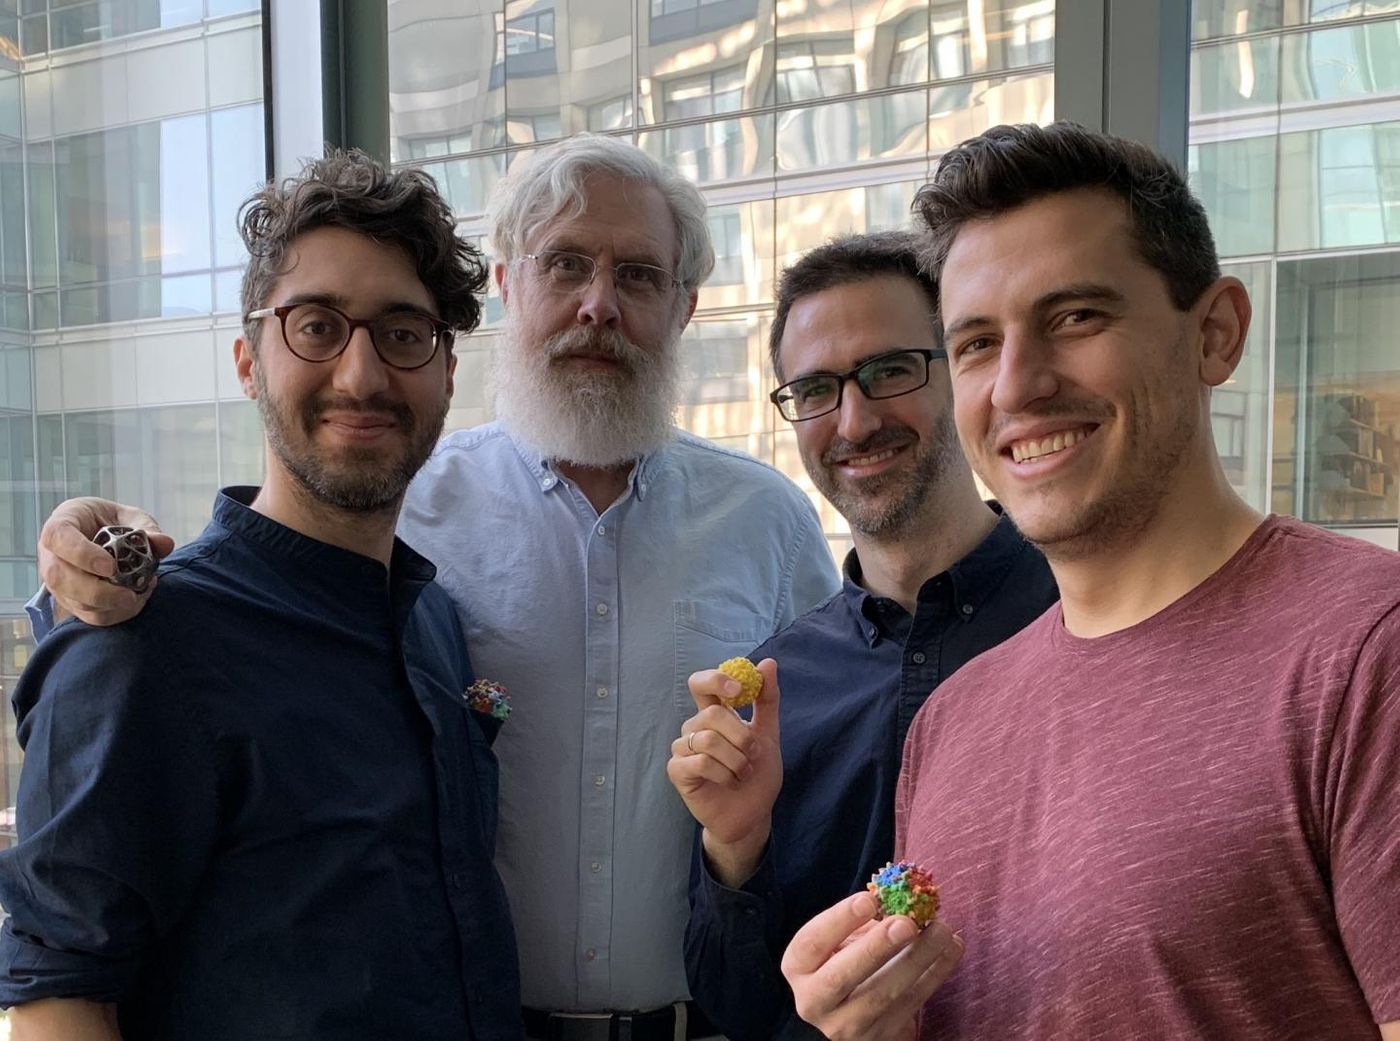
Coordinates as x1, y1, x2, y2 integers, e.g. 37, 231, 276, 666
0, 488, 523, 1040
684, 513, 1058, 1041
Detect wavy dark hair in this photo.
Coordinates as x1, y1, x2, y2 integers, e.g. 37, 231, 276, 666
239, 150, 487, 350
769, 230, 938, 381
914, 121, 1220, 320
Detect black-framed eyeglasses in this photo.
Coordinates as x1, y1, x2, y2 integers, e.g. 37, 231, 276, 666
769, 348, 947, 422
246, 303, 453, 371
517, 249, 682, 301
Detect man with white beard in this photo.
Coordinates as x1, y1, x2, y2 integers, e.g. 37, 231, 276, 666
31, 135, 839, 1040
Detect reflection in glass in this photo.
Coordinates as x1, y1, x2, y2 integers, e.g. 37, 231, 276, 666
1274, 253, 1400, 524
1280, 20, 1400, 104
777, 91, 927, 172
1214, 262, 1272, 509
218, 398, 266, 489
676, 314, 764, 442
1191, 35, 1280, 116
775, 183, 919, 272
211, 104, 266, 269
927, 71, 1053, 151
388, 1, 505, 164
419, 153, 508, 219
638, 0, 771, 125
695, 200, 774, 310
62, 404, 221, 543
639, 114, 773, 185
1278, 121, 1400, 251
1190, 135, 1277, 257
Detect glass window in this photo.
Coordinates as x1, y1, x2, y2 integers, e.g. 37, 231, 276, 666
1273, 252, 1400, 525
210, 103, 266, 270
1190, 135, 1278, 257
1214, 261, 1272, 509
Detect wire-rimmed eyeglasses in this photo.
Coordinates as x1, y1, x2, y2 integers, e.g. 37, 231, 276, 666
246, 303, 453, 371
517, 249, 682, 302
769, 348, 948, 422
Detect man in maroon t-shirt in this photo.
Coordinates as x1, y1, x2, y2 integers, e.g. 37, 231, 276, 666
780, 121, 1400, 1041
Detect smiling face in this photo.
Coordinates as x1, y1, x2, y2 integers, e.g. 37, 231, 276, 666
236, 225, 456, 514
939, 189, 1221, 557
491, 172, 697, 466
779, 274, 966, 539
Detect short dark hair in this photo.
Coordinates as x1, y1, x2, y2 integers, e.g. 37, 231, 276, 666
914, 121, 1220, 318
769, 230, 939, 381
238, 150, 487, 348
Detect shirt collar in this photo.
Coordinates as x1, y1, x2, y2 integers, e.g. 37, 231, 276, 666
505, 431, 668, 501
212, 486, 437, 590
842, 505, 1027, 646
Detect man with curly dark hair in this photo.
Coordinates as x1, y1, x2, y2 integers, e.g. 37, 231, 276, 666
0, 152, 523, 1040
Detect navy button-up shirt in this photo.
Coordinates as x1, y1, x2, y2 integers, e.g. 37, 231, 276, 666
684, 513, 1058, 1041
0, 488, 523, 1040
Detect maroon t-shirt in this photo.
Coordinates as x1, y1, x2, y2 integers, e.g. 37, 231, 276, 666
896, 516, 1400, 1039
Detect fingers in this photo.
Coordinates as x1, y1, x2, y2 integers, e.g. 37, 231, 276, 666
749, 658, 781, 734
784, 892, 885, 979
670, 726, 754, 784
38, 497, 162, 628
116, 506, 176, 558
784, 894, 964, 1039
41, 508, 117, 580
688, 668, 737, 712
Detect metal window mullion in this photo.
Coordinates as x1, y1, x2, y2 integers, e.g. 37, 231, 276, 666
1054, 0, 1190, 168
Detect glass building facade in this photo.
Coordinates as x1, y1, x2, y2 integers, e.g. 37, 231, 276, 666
1189, 2, 1400, 537
0, 1, 1396, 854
0, 1, 266, 848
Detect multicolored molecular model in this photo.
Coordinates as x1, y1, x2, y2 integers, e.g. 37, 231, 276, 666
867, 861, 940, 928
464, 679, 511, 722
716, 657, 764, 709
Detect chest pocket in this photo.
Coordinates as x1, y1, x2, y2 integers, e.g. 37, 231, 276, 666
673, 599, 771, 718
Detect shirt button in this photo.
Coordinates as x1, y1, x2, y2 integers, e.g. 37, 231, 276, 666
597, 524, 607, 536
911, 651, 926, 665
596, 686, 609, 699
541, 477, 555, 490
639, 483, 648, 494
593, 774, 606, 787
590, 861, 602, 873
961, 604, 974, 616
595, 602, 609, 616
584, 948, 597, 961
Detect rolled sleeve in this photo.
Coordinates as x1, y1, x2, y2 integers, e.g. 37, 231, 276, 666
685, 832, 822, 1041
0, 622, 219, 1007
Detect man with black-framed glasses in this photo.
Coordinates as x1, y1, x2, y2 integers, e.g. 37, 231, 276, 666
0, 153, 522, 1040
666, 231, 1057, 1041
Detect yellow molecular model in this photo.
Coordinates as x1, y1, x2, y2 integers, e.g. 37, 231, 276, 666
716, 657, 764, 709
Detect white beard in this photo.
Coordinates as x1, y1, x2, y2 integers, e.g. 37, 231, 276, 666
491, 318, 683, 468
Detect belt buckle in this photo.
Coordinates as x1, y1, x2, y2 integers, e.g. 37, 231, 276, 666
548, 1011, 614, 1041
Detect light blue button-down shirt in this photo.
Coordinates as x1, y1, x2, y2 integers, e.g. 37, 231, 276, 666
399, 422, 839, 1012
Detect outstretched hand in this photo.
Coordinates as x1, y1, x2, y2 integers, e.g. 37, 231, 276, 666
782, 891, 963, 1041
38, 497, 175, 626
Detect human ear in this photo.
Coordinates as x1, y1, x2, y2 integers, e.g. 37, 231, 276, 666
234, 336, 258, 400
1196, 276, 1252, 388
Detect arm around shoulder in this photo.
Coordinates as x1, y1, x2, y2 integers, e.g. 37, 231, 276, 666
0, 623, 221, 1009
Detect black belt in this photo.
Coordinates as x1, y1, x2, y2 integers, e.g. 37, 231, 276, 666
523, 1001, 714, 1041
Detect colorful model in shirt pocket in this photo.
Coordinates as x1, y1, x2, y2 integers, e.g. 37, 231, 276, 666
868, 861, 940, 928
716, 657, 764, 708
